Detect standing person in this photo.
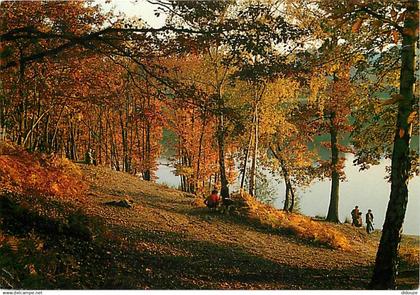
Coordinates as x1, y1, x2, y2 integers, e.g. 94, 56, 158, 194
351, 206, 360, 227
357, 210, 363, 228
366, 209, 374, 234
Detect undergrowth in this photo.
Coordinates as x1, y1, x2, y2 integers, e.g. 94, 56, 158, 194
0, 141, 87, 200
230, 192, 351, 251
399, 246, 420, 268
0, 141, 93, 288
0, 193, 100, 289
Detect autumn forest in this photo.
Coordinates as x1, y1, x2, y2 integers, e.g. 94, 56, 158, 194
0, 0, 419, 291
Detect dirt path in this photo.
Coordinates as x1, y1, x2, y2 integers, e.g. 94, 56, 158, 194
78, 164, 419, 289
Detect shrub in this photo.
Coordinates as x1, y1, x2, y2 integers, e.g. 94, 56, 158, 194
230, 192, 351, 251
0, 141, 87, 201
190, 197, 206, 208
399, 246, 419, 267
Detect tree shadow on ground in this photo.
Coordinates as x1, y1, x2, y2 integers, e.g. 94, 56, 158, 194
2, 192, 415, 290
146, 200, 333, 250
95, 221, 372, 290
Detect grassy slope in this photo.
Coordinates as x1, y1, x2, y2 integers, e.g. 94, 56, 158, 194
1, 161, 419, 289
79, 165, 420, 289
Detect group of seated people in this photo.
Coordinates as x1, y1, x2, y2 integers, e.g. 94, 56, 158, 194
204, 189, 235, 209
204, 189, 221, 209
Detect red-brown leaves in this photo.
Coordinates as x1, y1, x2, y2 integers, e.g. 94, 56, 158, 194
0, 141, 87, 201
351, 18, 363, 33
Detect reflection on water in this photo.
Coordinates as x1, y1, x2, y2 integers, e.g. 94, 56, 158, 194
156, 156, 420, 235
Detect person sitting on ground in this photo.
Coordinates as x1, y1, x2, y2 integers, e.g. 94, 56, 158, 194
204, 189, 220, 209
220, 196, 235, 214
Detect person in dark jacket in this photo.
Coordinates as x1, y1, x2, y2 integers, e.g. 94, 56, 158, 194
351, 206, 362, 227
366, 209, 374, 234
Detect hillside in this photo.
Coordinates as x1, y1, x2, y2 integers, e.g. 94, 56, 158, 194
0, 150, 418, 289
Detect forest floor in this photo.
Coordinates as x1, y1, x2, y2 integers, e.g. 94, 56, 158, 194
1, 163, 419, 290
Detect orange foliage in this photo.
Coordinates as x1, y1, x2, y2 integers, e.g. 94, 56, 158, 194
166, 106, 219, 192
232, 192, 351, 251
190, 197, 207, 208
0, 141, 87, 200
399, 246, 420, 267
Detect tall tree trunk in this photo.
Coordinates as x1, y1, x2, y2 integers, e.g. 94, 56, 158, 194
370, 0, 418, 289
119, 110, 127, 172
49, 104, 65, 153
17, 57, 25, 146
240, 128, 253, 190
241, 102, 258, 190
196, 112, 206, 193
288, 179, 296, 212
126, 92, 132, 172
23, 106, 52, 148
0, 88, 7, 135
144, 121, 151, 180
129, 116, 134, 173
249, 103, 259, 196
43, 115, 50, 152
111, 122, 119, 171
33, 96, 42, 151
269, 144, 294, 212
217, 113, 229, 200
281, 161, 293, 212
105, 114, 110, 166
135, 117, 142, 172
98, 108, 103, 165
143, 94, 151, 181
284, 184, 290, 211
187, 154, 194, 193
68, 121, 77, 160
326, 112, 340, 222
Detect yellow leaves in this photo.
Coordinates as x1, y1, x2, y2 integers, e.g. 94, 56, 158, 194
328, 63, 341, 74
265, 77, 299, 102
174, 164, 194, 177
399, 245, 420, 267
351, 18, 363, 33
309, 73, 328, 105
407, 111, 417, 124
191, 197, 206, 208
352, 53, 365, 63
232, 192, 351, 251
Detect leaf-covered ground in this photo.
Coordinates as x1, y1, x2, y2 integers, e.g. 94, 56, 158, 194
1, 163, 419, 289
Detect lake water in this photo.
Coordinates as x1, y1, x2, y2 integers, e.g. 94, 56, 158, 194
156, 156, 420, 235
